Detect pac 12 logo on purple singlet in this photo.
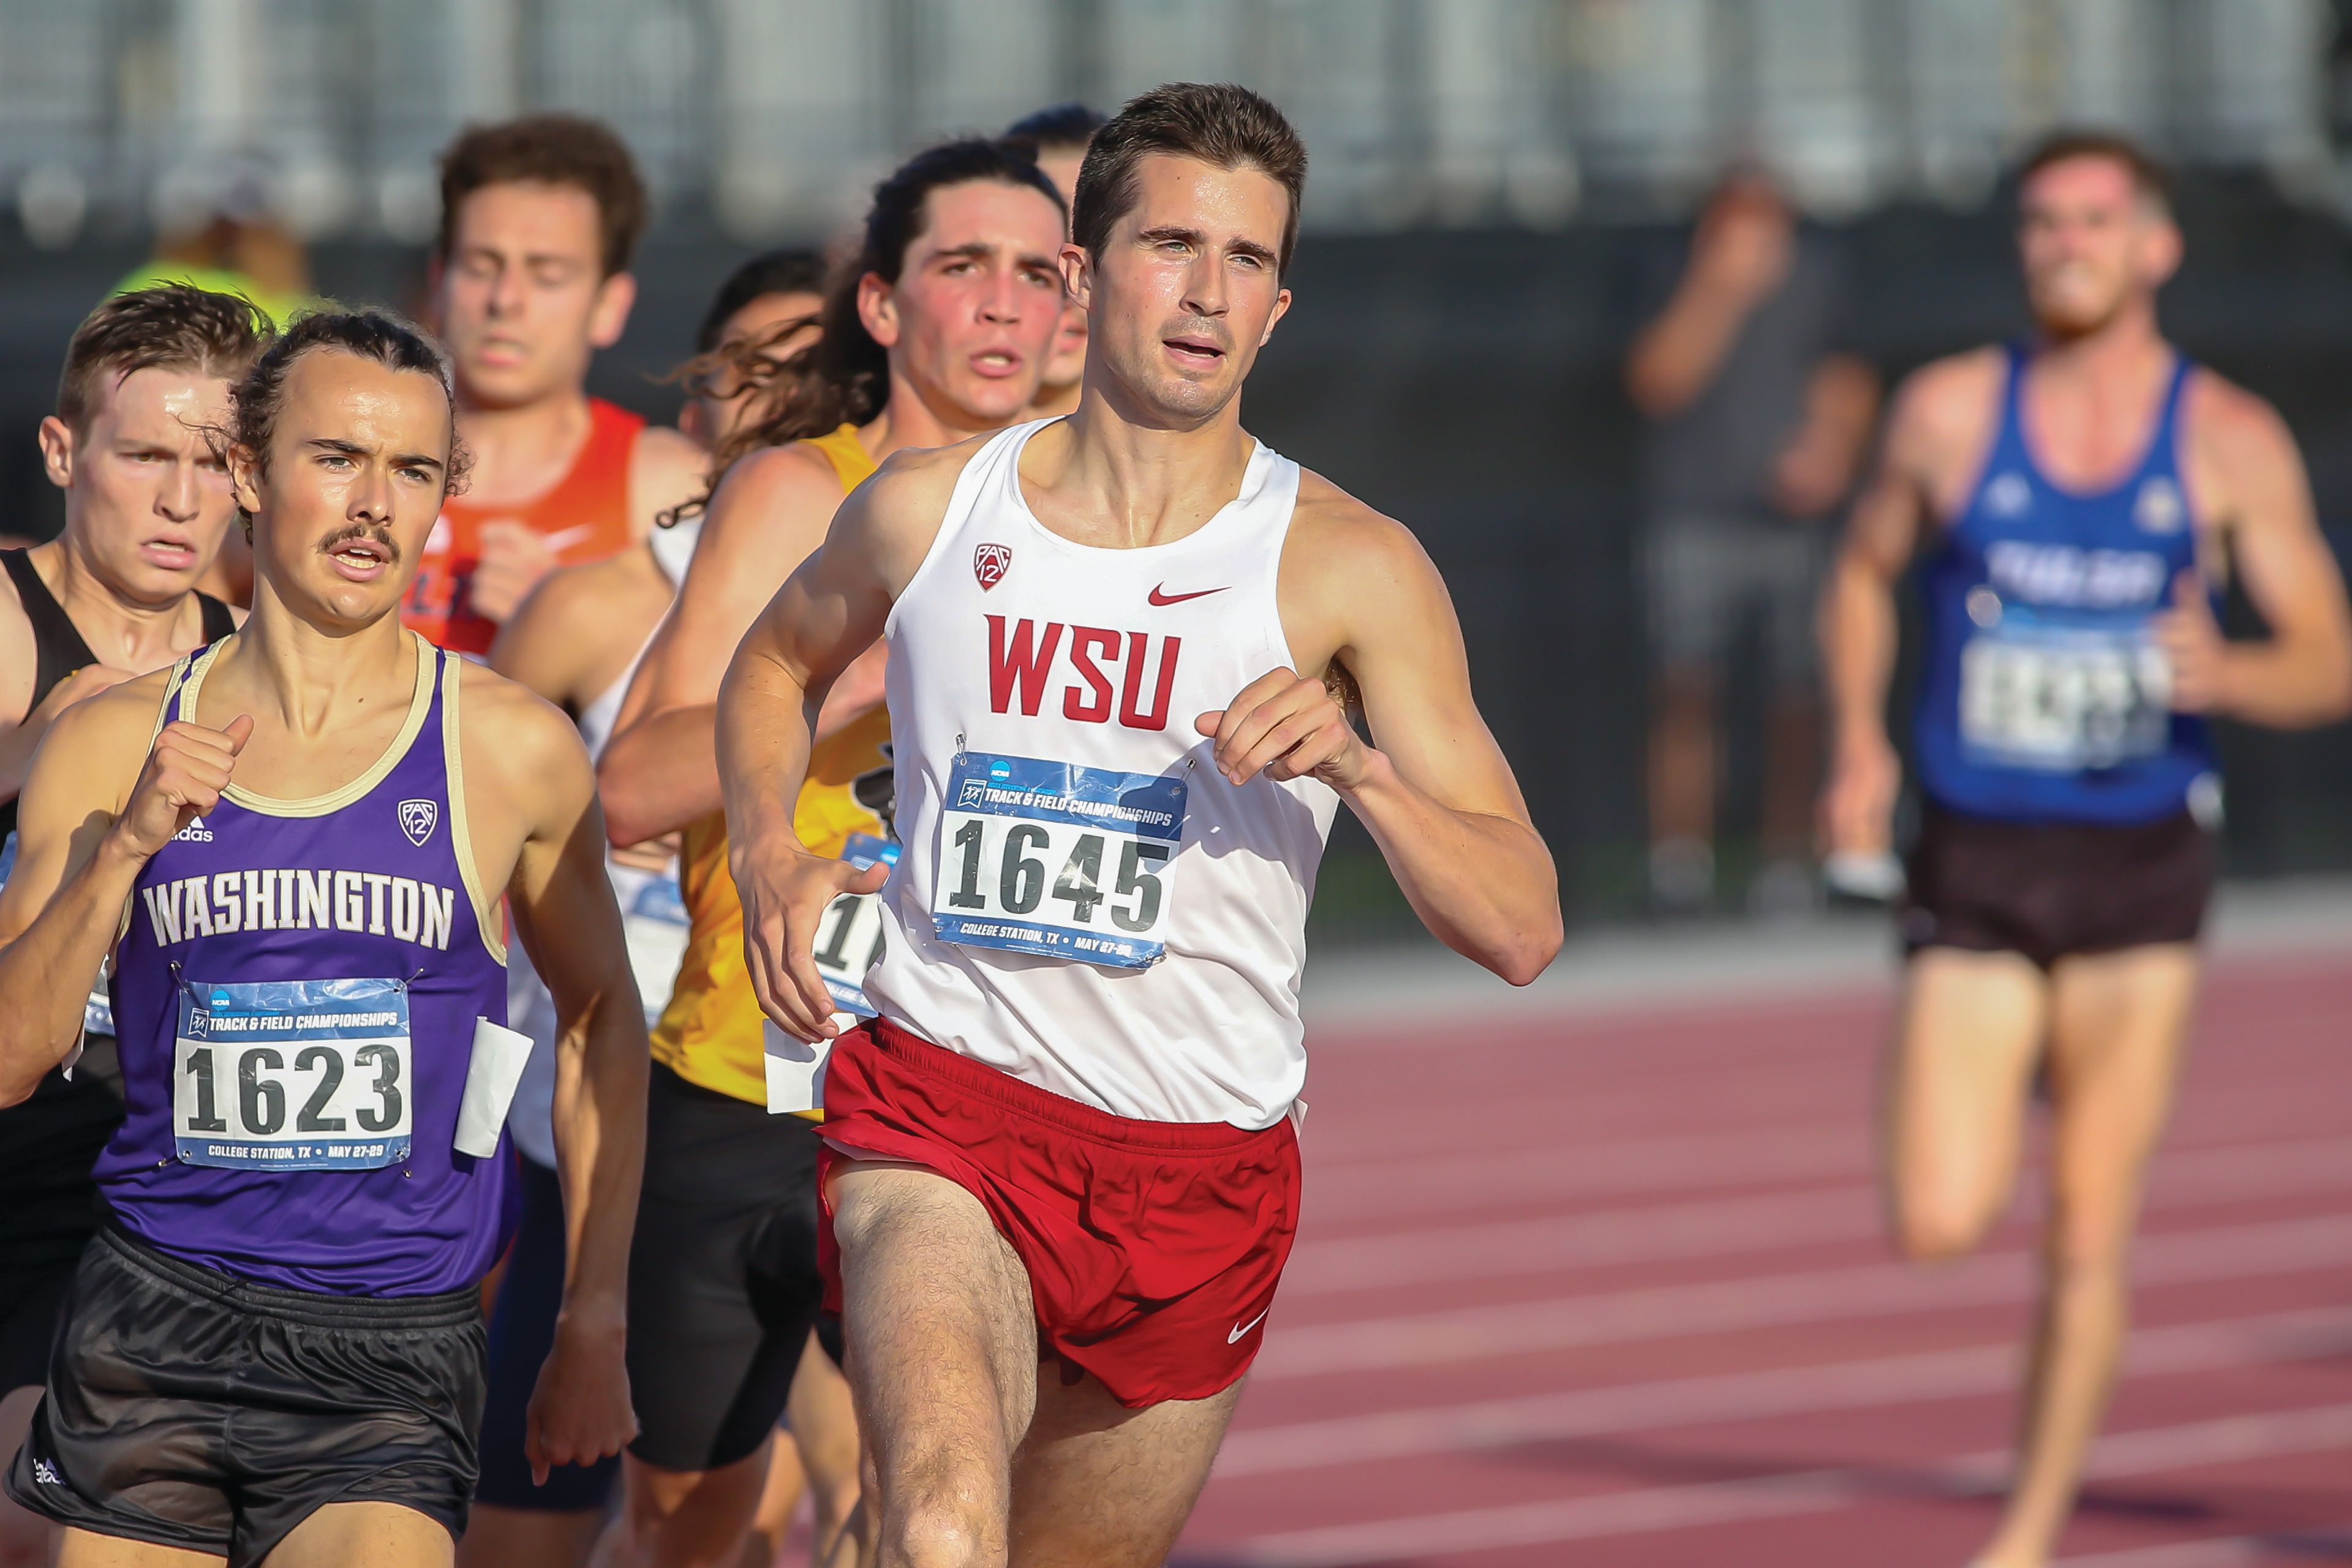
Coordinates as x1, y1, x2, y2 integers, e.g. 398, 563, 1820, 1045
398, 799, 438, 847
973, 542, 1012, 591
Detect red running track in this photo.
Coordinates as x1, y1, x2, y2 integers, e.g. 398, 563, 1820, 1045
1173, 949, 2352, 1567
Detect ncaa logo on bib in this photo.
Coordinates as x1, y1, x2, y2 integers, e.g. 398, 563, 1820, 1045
398, 799, 438, 847
973, 542, 1012, 590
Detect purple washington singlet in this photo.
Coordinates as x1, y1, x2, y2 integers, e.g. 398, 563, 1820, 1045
96, 634, 514, 1295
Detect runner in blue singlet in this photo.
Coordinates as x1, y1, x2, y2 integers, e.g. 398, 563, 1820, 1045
1820, 131, 2352, 1568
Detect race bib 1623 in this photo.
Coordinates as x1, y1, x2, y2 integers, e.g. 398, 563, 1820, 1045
174, 977, 412, 1170
931, 753, 1186, 969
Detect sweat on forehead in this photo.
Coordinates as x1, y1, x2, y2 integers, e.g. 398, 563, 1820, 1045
224, 311, 472, 492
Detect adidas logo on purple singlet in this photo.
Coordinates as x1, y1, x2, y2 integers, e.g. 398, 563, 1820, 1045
173, 816, 213, 843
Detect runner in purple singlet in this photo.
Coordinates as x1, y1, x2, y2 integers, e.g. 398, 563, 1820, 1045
0, 310, 647, 1568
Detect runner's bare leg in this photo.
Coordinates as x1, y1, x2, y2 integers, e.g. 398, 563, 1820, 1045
1976, 944, 2198, 1568
1883, 949, 2048, 1259
1008, 1373, 1242, 1567
832, 1166, 1035, 1568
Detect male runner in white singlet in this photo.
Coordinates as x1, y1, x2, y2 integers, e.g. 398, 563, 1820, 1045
719, 84, 1562, 1564
1822, 133, 2352, 1567
0, 311, 647, 1568
594, 138, 1065, 1568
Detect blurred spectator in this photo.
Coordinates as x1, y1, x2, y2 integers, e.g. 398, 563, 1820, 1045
1626, 170, 1879, 913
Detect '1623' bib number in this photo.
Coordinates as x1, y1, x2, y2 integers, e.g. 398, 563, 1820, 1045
174, 977, 412, 1170
932, 754, 1186, 969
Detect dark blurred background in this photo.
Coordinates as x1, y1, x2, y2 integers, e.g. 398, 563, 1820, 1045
7, 0, 2352, 933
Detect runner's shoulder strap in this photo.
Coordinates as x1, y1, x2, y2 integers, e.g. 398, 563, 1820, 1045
195, 590, 235, 644
2, 547, 99, 714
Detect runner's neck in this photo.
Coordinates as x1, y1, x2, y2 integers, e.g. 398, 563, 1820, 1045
2027, 296, 2168, 391
1027, 393, 1258, 550
216, 586, 417, 737
452, 386, 596, 508
865, 362, 1025, 460
34, 532, 205, 665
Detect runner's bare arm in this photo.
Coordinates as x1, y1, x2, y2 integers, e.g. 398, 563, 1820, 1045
718, 446, 958, 1041
628, 423, 709, 540
0, 662, 137, 805
469, 676, 645, 1481
1817, 353, 1991, 854
2160, 378, 2352, 727
0, 680, 249, 1103
600, 443, 855, 846
488, 557, 604, 712
1216, 484, 1560, 986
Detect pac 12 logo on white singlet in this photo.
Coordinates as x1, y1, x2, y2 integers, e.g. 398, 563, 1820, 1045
931, 753, 1185, 968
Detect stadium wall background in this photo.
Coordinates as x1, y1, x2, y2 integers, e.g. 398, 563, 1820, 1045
1, 171, 2346, 935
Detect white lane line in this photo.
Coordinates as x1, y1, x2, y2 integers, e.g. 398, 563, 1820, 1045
1257, 1213, 2352, 1378
1218, 1305, 2351, 1478
1303, 1076, 2352, 1224
1284, 1136, 2352, 1298
1207, 1401, 2352, 1566
2055, 1524, 2352, 1566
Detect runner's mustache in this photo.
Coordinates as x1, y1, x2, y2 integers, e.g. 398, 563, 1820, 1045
316, 524, 402, 564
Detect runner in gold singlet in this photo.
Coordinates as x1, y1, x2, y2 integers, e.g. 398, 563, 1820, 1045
590, 140, 1068, 1568
652, 428, 888, 1112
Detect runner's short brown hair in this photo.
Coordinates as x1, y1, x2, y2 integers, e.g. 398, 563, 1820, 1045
1072, 83, 1308, 276
436, 113, 649, 276
56, 284, 271, 442
2019, 129, 2172, 215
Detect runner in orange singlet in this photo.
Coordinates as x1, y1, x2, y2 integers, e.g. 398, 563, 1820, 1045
408, 115, 703, 654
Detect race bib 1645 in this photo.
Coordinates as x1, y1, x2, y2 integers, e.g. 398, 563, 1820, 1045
931, 753, 1185, 969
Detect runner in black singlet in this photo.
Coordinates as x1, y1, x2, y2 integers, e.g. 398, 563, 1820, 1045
0, 285, 265, 1564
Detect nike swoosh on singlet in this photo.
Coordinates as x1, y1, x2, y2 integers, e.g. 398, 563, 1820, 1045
538, 522, 600, 554
1148, 584, 1229, 606
1227, 1309, 1271, 1344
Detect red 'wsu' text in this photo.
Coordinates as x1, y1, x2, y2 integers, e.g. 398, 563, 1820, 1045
987, 615, 1180, 731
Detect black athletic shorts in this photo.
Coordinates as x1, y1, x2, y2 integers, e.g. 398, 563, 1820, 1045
1902, 804, 2215, 970
626, 1062, 826, 1473
475, 1155, 621, 1511
6, 1224, 486, 1568
1, 1038, 126, 1392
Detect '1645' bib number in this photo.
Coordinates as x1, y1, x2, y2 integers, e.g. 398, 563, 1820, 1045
174, 977, 412, 1170
932, 754, 1185, 969
1960, 625, 2173, 772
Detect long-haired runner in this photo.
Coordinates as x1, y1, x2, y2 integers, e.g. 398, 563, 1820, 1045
592, 140, 1068, 1568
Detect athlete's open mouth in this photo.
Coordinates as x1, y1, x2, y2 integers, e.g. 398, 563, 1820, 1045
323, 532, 399, 582
969, 348, 1025, 379
138, 534, 198, 571
1164, 336, 1226, 368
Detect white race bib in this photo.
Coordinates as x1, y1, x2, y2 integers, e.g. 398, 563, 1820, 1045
173, 977, 412, 1169
616, 868, 690, 1028
814, 834, 897, 1016
931, 754, 1185, 970
1960, 626, 2173, 772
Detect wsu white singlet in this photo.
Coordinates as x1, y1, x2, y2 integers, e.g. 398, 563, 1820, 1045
865, 420, 1338, 1130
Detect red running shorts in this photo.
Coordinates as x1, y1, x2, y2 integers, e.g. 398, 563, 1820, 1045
815, 1018, 1302, 1408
